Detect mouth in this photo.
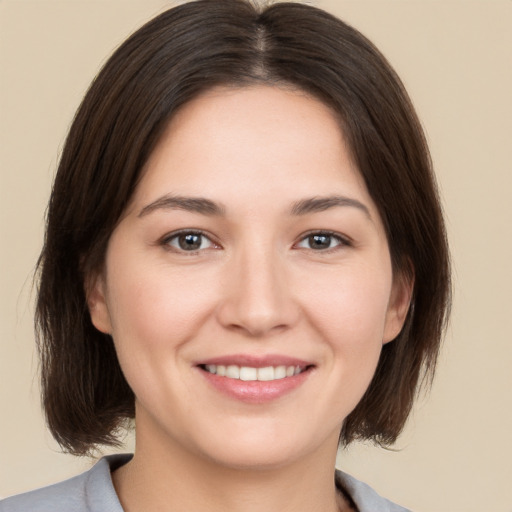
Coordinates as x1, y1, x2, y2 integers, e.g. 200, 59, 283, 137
196, 356, 314, 403
199, 364, 308, 381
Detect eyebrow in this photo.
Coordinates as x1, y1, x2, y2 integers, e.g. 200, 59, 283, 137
290, 195, 371, 218
138, 194, 370, 219
138, 195, 226, 217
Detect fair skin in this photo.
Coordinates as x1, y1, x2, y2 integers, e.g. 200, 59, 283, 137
88, 85, 411, 512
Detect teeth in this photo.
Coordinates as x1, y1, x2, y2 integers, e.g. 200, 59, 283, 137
226, 365, 240, 379
257, 366, 275, 381
274, 366, 286, 379
203, 364, 305, 381
239, 367, 257, 381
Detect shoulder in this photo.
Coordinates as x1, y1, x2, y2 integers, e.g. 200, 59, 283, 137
0, 454, 132, 512
336, 469, 412, 512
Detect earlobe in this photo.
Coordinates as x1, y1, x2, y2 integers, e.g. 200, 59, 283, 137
383, 271, 414, 344
85, 272, 112, 335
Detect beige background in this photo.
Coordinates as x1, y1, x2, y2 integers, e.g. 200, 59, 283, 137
1, 1, 511, 510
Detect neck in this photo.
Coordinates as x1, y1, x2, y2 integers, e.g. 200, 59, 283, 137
112, 420, 349, 512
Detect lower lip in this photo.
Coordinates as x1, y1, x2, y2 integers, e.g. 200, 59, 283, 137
198, 368, 312, 404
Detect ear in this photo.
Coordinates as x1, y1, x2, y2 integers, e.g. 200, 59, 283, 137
383, 270, 414, 344
85, 272, 112, 335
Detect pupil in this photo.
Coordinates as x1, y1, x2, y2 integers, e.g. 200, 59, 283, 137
179, 233, 201, 250
310, 234, 330, 249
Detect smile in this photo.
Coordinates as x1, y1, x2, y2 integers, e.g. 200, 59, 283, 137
203, 364, 305, 381
196, 356, 314, 403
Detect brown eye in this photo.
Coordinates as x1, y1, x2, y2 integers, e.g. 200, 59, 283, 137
165, 231, 214, 252
308, 234, 333, 249
179, 233, 203, 250
296, 232, 348, 251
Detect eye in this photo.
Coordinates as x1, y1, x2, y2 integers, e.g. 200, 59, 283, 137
295, 232, 349, 251
163, 231, 216, 252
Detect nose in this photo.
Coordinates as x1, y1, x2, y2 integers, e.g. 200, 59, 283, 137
216, 244, 299, 337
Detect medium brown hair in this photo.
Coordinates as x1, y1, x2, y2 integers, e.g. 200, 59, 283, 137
36, 0, 450, 455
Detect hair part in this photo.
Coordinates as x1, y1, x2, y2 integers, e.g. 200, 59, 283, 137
36, 0, 450, 455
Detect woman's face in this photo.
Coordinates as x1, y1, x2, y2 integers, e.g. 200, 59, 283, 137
89, 85, 410, 470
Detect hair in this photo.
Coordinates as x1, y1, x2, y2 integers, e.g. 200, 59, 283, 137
36, 0, 450, 456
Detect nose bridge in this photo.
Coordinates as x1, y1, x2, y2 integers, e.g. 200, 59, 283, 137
217, 237, 296, 336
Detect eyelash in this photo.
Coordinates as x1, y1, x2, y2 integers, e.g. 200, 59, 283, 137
160, 229, 219, 253
159, 229, 352, 254
294, 230, 352, 252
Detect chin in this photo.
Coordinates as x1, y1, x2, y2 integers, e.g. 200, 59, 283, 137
189, 423, 331, 472
203, 444, 301, 472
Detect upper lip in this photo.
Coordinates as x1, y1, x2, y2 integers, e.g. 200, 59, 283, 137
196, 354, 314, 368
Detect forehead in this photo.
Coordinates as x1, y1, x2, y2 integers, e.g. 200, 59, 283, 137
131, 85, 373, 214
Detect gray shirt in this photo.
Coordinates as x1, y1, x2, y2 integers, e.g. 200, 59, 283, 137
0, 454, 411, 512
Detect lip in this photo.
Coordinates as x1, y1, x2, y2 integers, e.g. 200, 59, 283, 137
195, 354, 315, 404
197, 354, 313, 368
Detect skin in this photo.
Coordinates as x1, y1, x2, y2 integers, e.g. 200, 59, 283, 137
88, 85, 412, 512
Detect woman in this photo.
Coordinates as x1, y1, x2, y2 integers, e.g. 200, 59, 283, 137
0, 1, 450, 511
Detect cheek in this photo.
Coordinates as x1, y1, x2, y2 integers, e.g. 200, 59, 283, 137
103, 260, 222, 411
290, 262, 393, 428
302, 262, 393, 347
105, 258, 219, 357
